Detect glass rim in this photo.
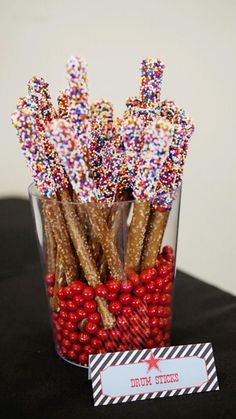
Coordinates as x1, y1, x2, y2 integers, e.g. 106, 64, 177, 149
28, 182, 181, 207
28, 183, 136, 206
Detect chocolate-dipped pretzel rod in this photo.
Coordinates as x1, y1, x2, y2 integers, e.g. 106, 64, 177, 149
48, 119, 124, 283
125, 118, 173, 270
141, 101, 195, 269
11, 108, 78, 283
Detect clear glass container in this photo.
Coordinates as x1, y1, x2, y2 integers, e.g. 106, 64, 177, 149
29, 184, 180, 367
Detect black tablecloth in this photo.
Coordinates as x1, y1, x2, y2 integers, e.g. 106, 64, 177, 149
0, 198, 236, 418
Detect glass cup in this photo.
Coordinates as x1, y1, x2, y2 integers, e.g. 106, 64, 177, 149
29, 184, 180, 367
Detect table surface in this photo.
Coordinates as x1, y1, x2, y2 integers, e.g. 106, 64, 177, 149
0, 198, 236, 419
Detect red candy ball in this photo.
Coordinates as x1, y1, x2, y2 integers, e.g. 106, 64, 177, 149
134, 285, 146, 298
148, 305, 159, 317
67, 312, 78, 322
66, 300, 77, 312
143, 293, 152, 304
70, 281, 84, 295
127, 269, 140, 286
106, 291, 118, 301
57, 288, 65, 299
121, 279, 133, 293
65, 321, 77, 332
82, 286, 95, 300
91, 337, 102, 349
62, 329, 70, 338
78, 332, 90, 344
59, 310, 68, 320
47, 286, 54, 297
62, 338, 71, 348
140, 268, 157, 283
83, 344, 94, 355
122, 306, 134, 317
45, 273, 55, 286
69, 332, 80, 343
149, 317, 159, 329
73, 294, 85, 306
160, 293, 172, 306
67, 350, 77, 360
106, 279, 121, 293
85, 321, 98, 334
63, 286, 74, 299
155, 278, 165, 291
84, 300, 97, 314
60, 346, 67, 356
131, 297, 141, 308
146, 280, 156, 293
163, 282, 173, 293
76, 307, 87, 320
88, 312, 101, 323
95, 284, 108, 298
119, 293, 132, 305
72, 343, 82, 352
97, 328, 108, 340
151, 292, 160, 304
109, 300, 122, 314
78, 352, 88, 365
157, 264, 173, 278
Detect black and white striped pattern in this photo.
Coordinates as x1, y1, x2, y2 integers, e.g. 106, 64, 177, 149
90, 342, 219, 406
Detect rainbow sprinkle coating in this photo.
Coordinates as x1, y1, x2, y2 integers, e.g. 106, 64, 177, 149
154, 100, 195, 209
12, 55, 194, 210
134, 118, 173, 201
66, 56, 89, 149
11, 108, 56, 197
47, 119, 96, 202
140, 58, 165, 108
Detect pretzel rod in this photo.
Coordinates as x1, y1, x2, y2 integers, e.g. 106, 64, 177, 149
44, 199, 78, 284
42, 201, 57, 272
126, 118, 172, 270
141, 209, 169, 270
49, 119, 124, 281
126, 200, 150, 271
86, 202, 124, 281
59, 188, 100, 287
50, 248, 65, 312
141, 101, 195, 268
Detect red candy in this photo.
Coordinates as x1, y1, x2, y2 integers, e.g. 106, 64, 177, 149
66, 300, 77, 311
146, 280, 156, 293
109, 300, 122, 314
70, 281, 84, 294
85, 321, 98, 334
106, 279, 121, 293
120, 279, 133, 293
52, 245, 175, 365
76, 308, 87, 320
127, 269, 140, 285
78, 332, 90, 344
73, 295, 85, 306
95, 284, 108, 298
84, 300, 97, 314
82, 286, 95, 300
88, 312, 101, 323
119, 293, 132, 305
78, 352, 88, 365
97, 329, 109, 340
45, 273, 55, 286
140, 268, 157, 283
63, 286, 74, 299
134, 285, 146, 298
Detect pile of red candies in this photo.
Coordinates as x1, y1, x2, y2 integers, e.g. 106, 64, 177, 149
45, 246, 175, 366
